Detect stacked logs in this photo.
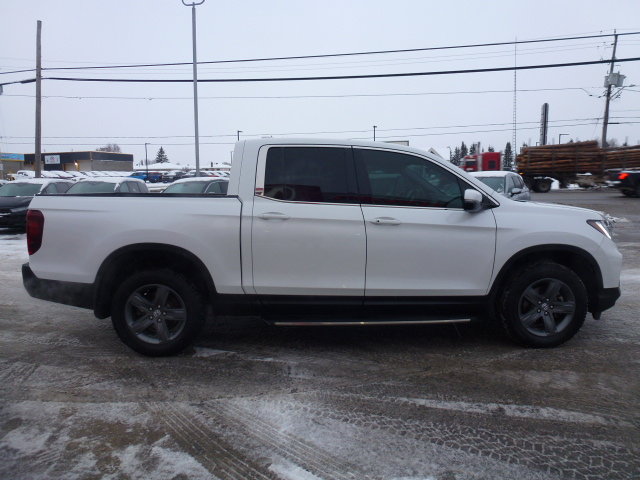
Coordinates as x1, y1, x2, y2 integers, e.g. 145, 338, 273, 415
516, 141, 640, 175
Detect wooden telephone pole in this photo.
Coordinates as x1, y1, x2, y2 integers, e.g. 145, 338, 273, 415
601, 32, 619, 148
35, 20, 42, 178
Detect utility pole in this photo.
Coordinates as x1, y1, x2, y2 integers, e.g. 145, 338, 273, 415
182, 0, 205, 176
373, 125, 377, 141
601, 31, 619, 148
237, 130, 242, 141
35, 20, 42, 178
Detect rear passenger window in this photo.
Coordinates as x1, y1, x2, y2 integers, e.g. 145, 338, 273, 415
263, 147, 354, 203
119, 182, 130, 193
55, 182, 70, 193
128, 182, 141, 193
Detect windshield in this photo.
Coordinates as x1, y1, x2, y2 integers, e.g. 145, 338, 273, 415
0, 183, 43, 197
67, 181, 117, 194
163, 181, 210, 194
476, 176, 505, 193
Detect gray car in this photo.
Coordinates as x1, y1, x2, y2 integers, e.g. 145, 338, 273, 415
471, 171, 531, 201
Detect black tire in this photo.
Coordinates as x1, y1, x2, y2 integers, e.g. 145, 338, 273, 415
111, 269, 206, 356
535, 178, 552, 193
622, 190, 635, 197
499, 262, 587, 348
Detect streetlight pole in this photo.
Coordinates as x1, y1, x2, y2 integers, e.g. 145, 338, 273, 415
144, 142, 149, 178
237, 130, 242, 141
558, 133, 568, 144
182, 0, 205, 176
373, 125, 377, 141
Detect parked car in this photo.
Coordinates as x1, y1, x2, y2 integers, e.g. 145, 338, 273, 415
23, 138, 621, 356
161, 170, 188, 183
0, 178, 72, 228
471, 171, 531, 201
66, 177, 149, 194
606, 170, 640, 197
162, 177, 228, 194
130, 171, 163, 183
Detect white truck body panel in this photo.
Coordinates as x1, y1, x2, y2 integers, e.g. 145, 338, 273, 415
28, 195, 244, 294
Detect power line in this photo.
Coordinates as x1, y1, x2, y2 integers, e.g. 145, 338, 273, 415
3, 57, 637, 87
3, 116, 637, 140
1, 31, 637, 76
0, 86, 603, 101
4, 120, 638, 146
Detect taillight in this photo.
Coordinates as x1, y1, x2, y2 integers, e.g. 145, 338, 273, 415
619, 172, 629, 180
26, 210, 44, 255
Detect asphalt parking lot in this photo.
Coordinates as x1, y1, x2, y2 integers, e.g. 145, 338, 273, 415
1, 189, 639, 480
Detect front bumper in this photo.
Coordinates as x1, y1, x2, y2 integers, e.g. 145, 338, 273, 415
590, 287, 621, 314
22, 263, 94, 310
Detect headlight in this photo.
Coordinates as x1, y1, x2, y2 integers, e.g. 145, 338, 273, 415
587, 219, 612, 240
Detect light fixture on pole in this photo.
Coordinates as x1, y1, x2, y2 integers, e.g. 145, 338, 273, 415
237, 130, 242, 141
182, 0, 205, 176
558, 133, 568, 144
373, 125, 377, 141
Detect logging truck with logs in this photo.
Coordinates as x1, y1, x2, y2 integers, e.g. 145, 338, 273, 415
516, 141, 640, 193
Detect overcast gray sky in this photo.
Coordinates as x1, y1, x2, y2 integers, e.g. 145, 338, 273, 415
1, 0, 639, 167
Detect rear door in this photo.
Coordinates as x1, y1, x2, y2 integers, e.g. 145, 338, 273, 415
354, 147, 497, 297
251, 146, 366, 297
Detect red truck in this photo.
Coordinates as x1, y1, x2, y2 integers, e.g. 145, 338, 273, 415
460, 152, 502, 172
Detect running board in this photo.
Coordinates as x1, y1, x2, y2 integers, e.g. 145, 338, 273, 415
273, 318, 472, 327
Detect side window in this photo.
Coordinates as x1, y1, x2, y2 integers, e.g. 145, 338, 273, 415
128, 182, 141, 193
354, 149, 464, 208
55, 182, 70, 193
118, 182, 130, 193
263, 147, 354, 203
515, 175, 525, 189
41, 184, 55, 195
506, 175, 517, 193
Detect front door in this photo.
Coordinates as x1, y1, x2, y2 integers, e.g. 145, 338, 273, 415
354, 148, 497, 297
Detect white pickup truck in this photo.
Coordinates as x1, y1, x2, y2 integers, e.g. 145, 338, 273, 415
23, 138, 622, 356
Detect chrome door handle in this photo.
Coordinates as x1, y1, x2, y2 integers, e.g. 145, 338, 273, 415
370, 217, 401, 225
258, 212, 290, 220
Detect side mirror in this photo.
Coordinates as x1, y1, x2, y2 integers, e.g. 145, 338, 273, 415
510, 187, 523, 196
463, 189, 483, 212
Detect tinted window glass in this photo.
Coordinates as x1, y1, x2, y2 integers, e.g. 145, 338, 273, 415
128, 182, 140, 193
505, 175, 517, 193
0, 183, 42, 197
163, 181, 208, 194
67, 182, 117, 194
264, 147, 352, 203
119, 182, 130, 193
55, 182, 71, 193
355, 149, 464, 208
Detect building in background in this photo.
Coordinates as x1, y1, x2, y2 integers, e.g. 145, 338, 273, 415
23, 151, 133, 172
0, 153, 25, 179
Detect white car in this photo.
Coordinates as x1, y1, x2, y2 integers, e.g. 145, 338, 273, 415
471, 171, 531, 201
65, 176, 149, 194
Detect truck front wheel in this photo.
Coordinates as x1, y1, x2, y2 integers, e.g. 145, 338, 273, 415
111, 269, 205, 356
499, 262, 587, 347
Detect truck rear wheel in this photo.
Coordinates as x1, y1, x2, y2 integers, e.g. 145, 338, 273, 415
111, 269, 205, 356
499, 262, 587, 347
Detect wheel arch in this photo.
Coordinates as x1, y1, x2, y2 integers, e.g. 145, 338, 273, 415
93, 243, 216, 319
489, 244, 602, 314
